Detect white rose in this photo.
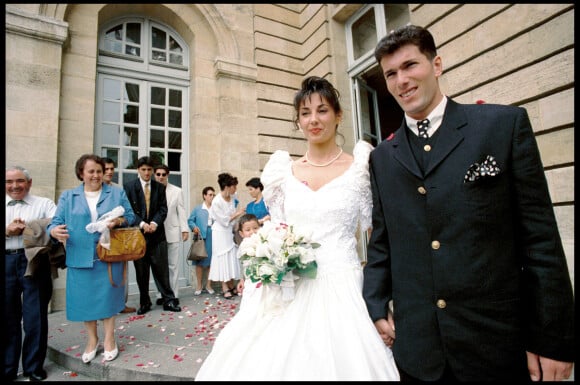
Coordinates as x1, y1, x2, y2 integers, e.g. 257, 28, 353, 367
255, 242, 273, 259
299, 247, 316, 264
258, 262, 277, 277
294, 227, 313, 243
266, 233, 284, 254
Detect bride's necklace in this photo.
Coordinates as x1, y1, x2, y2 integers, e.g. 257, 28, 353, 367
305, 147, 343, 167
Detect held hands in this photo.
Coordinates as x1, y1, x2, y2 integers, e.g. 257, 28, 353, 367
142, 222, 158, 234
374, 312, 396, 348
526, 352, 573, 381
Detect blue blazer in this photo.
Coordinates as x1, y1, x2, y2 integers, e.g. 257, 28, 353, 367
188, 204, 210, 239
364, 99, 574, 380
48, 183, 136, 268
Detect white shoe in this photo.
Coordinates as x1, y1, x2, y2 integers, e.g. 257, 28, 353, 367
82, 344, 98, 363
104, 344, 118, 362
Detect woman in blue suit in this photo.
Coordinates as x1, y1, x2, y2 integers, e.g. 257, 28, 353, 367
187, 186, 216, 295
48, 154, 135, 364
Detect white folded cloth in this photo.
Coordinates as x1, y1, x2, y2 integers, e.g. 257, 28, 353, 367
85, 206, 125, 249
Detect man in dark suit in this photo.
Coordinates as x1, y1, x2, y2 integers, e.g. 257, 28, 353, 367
363, 25, 574, 382
124, 156, 180, 314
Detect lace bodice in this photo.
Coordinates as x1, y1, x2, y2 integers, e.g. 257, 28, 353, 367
262, 141, 373, 273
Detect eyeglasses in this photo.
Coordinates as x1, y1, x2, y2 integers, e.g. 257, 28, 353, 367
155, 173, 167, 177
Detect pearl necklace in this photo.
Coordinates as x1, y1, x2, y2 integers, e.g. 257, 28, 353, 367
305, 148, 343, 167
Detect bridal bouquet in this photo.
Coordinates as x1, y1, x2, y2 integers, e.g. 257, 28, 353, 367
238, 221, 319, 287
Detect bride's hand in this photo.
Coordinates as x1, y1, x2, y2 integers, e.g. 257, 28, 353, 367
374, 317, 396, 347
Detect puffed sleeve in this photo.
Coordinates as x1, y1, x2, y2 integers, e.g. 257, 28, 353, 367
261, 150, 292, 224
352, 140, 374, 231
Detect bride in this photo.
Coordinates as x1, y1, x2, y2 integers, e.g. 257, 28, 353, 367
194, 76, 399, 381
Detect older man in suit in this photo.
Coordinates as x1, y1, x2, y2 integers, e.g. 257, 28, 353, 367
123, 156, 180, 314
153, 164, 189, 304
363, 25, 574, 382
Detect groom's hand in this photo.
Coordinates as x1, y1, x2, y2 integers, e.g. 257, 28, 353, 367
526, 352, 573, 381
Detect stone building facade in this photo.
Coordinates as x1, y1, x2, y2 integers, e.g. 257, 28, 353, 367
5, 4, 574, 310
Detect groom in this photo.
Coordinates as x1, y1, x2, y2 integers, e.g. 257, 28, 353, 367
363, 25, 574, 381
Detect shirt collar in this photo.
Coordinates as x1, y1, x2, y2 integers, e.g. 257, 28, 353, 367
6, 195, 30, 206
405, 96, 448, 137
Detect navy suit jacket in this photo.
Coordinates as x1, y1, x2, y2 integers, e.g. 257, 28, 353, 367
363, 99, 574, 381
123, 178, 168, 246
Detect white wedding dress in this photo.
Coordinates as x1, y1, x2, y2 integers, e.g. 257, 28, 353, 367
195, 141, 400, 381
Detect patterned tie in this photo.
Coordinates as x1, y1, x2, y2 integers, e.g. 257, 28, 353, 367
8, 199, 25, 206
144, 182, 151, 217
417, 118, 430, 139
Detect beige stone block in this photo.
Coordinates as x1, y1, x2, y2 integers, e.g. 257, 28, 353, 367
411, 3, 457, 27
303, 56, 333, 78
257, 67, 302, 89
454, 49, 573, 106
429, 4, 507, 46
442, 4, 571, 69
59, 75, 96, 103
67, 32, 99, 60
256, 83, 297, 105
257, 100, 294, 122
254, 16, 299, 40
58, 96, 95, 123
258, 135, 305, 156
6, 110, 58, 138
331, 4, 364, 23
303, 40, 331, 70
255, 32, 302, 57
5, 87, 60, 119
61, 53, 98, 80
522, 89, 574, 134
257, 117, 297, 137
443, 11, 573, 95
536, 128, 574, 167
5, 61, 61, 91
537, 89, 574, 131
6, 34, 63, 66
545, 167, 574, 204
254, 4, 299, 24
302, 27, 331, 57
256, 49, 303, 75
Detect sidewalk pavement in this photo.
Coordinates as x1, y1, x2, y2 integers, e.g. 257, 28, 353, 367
21, 287, 241, 381
14, 286, 576, 382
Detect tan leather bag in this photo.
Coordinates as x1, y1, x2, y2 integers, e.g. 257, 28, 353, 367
187, 233, 208, 261
97, 227, 146, 286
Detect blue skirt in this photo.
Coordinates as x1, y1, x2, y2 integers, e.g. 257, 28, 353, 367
66, 259, 125, 321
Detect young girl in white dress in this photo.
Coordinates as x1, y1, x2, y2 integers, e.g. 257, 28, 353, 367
195, 76, 399, 381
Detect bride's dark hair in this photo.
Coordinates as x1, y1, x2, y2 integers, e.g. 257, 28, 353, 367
293, 76, 342, 130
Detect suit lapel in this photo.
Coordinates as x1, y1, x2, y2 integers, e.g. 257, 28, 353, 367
424, 101, 466, 177
391, 123, 423, 179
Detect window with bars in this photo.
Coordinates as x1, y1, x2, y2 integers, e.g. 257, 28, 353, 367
96, 18, 189, 188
